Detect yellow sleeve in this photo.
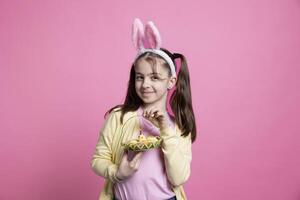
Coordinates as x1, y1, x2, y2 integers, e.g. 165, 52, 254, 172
160, 126, 192, 187
90, 110, 121, 183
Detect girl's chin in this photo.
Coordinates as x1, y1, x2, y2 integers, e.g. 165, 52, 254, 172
139, 96, 155, 103
140, 97, 153, 102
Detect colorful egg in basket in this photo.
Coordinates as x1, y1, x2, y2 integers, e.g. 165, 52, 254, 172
122, 134, 162, 152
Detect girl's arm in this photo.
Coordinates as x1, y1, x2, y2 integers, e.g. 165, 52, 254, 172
160, 126, 192, 187
90, 111, 121, 183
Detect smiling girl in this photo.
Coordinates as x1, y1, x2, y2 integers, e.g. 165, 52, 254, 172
91, 18, 197, 200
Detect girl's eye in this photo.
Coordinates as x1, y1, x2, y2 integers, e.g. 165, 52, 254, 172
136, 76, 143, 80
151, 76, 159, 80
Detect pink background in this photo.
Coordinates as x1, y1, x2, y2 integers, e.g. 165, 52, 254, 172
1, 0, 300, 199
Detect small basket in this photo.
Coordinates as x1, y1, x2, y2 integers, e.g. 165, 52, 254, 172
119, 113, 162, 152
122, 135, 162, 152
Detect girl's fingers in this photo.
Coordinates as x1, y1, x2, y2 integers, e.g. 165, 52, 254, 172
155, 110, 163, 118
143, 107, 165, 121
150, 107, 159, 118
153, 110, 164, 120
149, 108, 156, 118
135, 156, 142, 168
133, 151, 143, 160
122, 151, 128, 161
131, 152, 143, 166
143, 108, 150, 118
145, 107, 152, 118
142, 107, 166, 127
143, 109, 149, 118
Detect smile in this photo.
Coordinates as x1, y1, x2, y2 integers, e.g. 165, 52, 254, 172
142, 92, 154, 95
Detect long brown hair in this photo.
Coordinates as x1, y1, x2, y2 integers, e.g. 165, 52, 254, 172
105, 48, 197, 142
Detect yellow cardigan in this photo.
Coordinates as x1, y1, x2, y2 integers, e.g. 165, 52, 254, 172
90, 108, 192, 200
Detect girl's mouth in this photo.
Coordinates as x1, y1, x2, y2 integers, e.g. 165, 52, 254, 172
142, 91, 154, 95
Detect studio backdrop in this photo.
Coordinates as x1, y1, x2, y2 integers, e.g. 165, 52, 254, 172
1, 0, 299, 199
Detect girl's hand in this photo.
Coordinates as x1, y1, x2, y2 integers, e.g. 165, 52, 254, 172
116, 151, 143, 180
142, 106, 169, 130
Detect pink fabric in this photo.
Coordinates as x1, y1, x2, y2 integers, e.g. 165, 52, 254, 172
143, 21, 162, 49
132, 18, 144, 51
113, 107, 175, 200
132, 18, 162, 51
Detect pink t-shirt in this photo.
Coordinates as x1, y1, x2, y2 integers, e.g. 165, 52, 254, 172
113, 107, 176, 200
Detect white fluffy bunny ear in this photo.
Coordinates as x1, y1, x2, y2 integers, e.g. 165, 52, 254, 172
144, 21, 162, 49
132, 18, 145, 51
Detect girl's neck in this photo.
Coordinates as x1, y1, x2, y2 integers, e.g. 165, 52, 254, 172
140, 104, 167, 113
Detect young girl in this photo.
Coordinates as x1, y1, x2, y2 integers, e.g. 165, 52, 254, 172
91, 18, 197, 200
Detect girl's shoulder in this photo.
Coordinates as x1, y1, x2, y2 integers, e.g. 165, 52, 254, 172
105, 107, 122, 120
106, 106, 138, 123
110, 106, 122, 114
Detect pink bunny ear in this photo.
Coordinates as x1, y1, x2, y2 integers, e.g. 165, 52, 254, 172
144, 21, 162, 49
132, 18, 145, 51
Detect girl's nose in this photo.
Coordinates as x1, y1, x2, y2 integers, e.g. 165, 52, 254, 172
142, 78, 151, 88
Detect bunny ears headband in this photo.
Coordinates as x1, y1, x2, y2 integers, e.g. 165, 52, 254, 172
132, 18, 177, 78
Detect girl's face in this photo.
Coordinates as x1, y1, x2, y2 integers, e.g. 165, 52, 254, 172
134, 57, 176, 109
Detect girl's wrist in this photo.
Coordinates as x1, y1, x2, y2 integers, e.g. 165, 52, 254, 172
159, 121, 171, 130
159, 124, 171, 132
159, 126, 169, 131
